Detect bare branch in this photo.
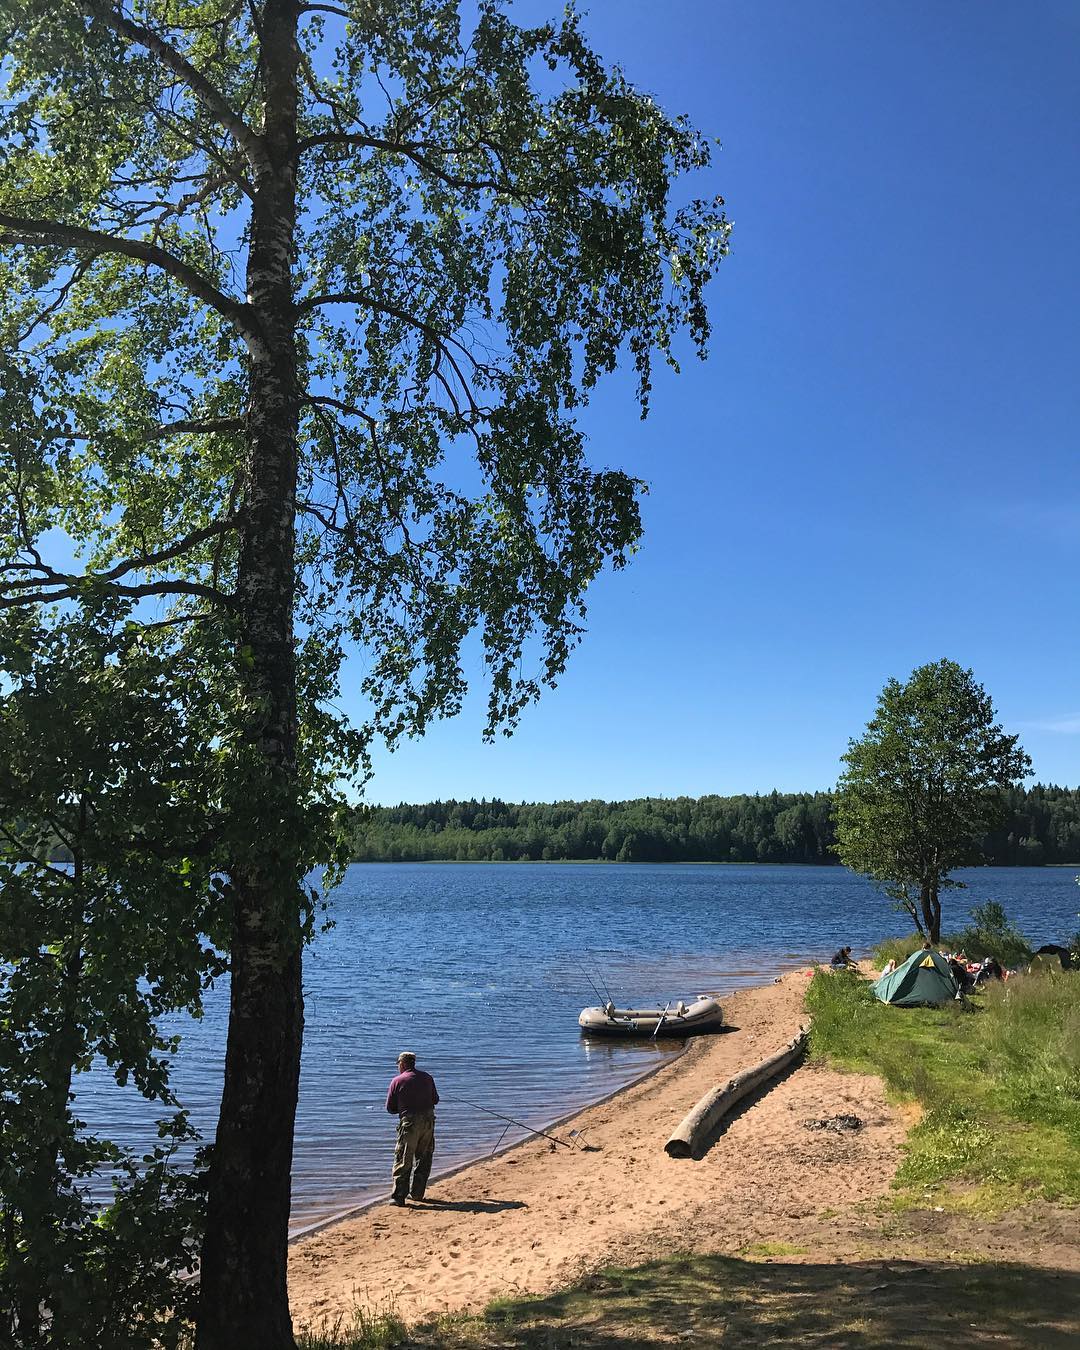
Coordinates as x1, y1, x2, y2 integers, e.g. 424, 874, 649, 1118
298, 498, 348, 537
304, 395, 426, 572
109, 611, 216, 644
99, 518, 241, 583
297, 289, 483, 416
127, 171, 241, 227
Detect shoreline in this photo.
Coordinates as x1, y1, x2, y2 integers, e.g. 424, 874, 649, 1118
287, 1033, 692, 1246
347, 857, 1080, 866
285, 955, 817, 1239
289, 965, 912, 1328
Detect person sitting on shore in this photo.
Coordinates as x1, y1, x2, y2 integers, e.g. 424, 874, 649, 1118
975, 956, 1004, 984
831, 946, 856, 968
947, 956, 975, 994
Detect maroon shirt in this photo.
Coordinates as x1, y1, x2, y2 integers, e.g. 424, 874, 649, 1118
385, 1068, 439, 1115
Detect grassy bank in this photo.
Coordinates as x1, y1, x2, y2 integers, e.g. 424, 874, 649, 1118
806, 966, 1080, 1207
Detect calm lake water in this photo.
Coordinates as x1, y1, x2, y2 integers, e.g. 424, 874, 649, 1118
77, 863, 1079, 1231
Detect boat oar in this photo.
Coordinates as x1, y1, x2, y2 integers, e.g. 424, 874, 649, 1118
442, 1095, 576, 1149
652, 1001, 672, 1039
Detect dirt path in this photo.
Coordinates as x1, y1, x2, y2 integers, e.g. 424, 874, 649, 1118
289, 969, 910, 1328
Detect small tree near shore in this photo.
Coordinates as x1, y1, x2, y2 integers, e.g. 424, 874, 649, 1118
834, 660, 1031, 943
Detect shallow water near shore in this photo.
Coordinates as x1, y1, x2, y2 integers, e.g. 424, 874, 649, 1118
77, 862, 1078, 1231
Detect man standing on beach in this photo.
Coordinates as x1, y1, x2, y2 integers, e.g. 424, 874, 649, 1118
386, 1051, 439, 1205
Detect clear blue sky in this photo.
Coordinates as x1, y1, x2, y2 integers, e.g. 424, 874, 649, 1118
359, 0, 1080, 805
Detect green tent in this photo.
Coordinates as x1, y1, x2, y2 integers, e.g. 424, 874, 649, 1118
873, 948, 959, 1007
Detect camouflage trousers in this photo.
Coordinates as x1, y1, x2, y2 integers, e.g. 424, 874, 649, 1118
392, 1109, 436, 1201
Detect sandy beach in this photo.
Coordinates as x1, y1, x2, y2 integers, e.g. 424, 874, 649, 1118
289, 967, 910, 1328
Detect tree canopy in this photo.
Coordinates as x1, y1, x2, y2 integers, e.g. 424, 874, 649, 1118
0, 2, 728, 1344
833, 659, 1031, 942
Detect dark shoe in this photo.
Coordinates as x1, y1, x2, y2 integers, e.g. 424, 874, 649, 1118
410, 1192, 425, 1202
390, 1196, 406, 1207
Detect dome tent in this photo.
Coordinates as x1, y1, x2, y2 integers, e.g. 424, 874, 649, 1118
873, 948, 959, 1007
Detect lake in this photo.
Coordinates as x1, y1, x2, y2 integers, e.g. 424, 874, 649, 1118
77, 862, 1079, 1231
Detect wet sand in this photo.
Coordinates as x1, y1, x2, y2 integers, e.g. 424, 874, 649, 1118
289, 967, 909, 1328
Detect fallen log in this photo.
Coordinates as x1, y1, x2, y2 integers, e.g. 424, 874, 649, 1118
664, 1027, 808, 1158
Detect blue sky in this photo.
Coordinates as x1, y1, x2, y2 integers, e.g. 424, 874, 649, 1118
359, 0, 1080, 804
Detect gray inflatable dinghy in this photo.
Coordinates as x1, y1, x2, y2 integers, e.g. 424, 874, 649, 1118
578, 996, 724, 1037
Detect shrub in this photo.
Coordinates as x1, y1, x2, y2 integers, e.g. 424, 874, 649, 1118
949, 901, 1031, 966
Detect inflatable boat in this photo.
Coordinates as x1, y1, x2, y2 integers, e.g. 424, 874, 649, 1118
578, 996, 724, 1038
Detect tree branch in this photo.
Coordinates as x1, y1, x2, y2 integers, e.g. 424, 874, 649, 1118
298, 290, 483, 416
304, 395, 425, 571
2, 518, 239, 595
15, 253, 101, 344
0, 824, 73, 878
147, 417, 245, 439
108, 611, 216, 646
83, 1, 267, 174
0, 211, 260, 344
100, 519, 240, 582
0, 579, 234, 611
298, 131, 512, 196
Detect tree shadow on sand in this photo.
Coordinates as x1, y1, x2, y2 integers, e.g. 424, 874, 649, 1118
456, 1254, 1080, 1348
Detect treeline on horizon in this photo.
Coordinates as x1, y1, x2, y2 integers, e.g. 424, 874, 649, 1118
351, 784, 1080, 866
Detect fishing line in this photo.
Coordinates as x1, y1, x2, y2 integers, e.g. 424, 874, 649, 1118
441, 1095, 576, 1149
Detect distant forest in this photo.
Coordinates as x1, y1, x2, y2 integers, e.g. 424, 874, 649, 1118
351, 785, 1080, 865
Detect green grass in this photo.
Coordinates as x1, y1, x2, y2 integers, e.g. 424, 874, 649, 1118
738, 1240, 809, 1259
296, 1299, 408, 1349
806, 966, 1080, 1205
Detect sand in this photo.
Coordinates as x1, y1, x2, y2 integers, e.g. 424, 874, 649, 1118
288, 968, 910, 1329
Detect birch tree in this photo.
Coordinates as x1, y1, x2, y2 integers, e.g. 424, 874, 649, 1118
0, 3, 729, 1344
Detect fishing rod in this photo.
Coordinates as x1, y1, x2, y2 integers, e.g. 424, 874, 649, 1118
573, 959, 609, 1009
584, 951, 616, 1008
441, 1094, 578, 1150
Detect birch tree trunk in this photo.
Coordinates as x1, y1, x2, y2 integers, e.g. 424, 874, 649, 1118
197, 5, 303, 1345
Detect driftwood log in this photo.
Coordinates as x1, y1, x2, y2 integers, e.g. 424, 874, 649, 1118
664, 1027, 809, 1158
